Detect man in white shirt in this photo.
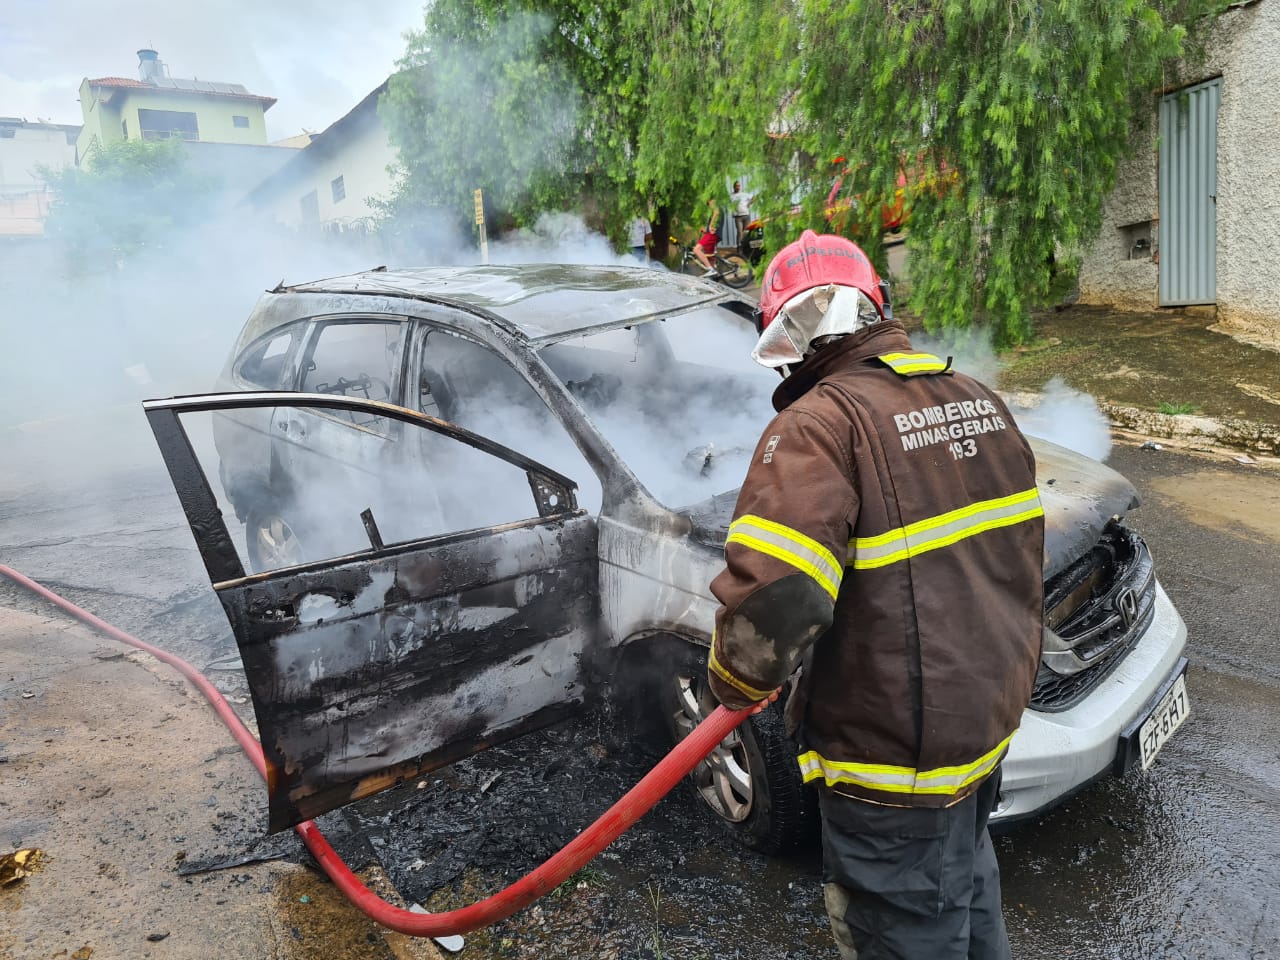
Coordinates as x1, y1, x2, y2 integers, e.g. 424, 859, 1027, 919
730, 181, 753, 245
627, 216, 651, 262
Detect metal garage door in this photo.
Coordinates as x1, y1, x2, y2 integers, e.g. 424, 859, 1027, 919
1159, 78, 1221, 306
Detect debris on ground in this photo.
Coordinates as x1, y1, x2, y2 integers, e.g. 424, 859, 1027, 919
1235, 454, 1258, 465
1141, 441, 1164, 451
0, 848, 44, 886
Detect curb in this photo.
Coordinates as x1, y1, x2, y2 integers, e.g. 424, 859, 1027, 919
1001, 390, 1280, 458
1098, 401, 1280, 457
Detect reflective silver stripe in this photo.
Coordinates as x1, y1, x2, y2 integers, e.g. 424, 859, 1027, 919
727, 514, 843, 600
797, 732, 1014, 796
851, 488, 1043, 570
878, 352, 948, 375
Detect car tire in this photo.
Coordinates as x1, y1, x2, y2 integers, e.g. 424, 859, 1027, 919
664, 648, 818, 854
245, 499, 305, 573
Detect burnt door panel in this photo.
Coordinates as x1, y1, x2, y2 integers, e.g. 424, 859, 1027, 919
143, 392, 599, 832
228, 513, 597, 831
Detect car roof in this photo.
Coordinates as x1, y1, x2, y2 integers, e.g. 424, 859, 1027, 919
270, 263, 746, 344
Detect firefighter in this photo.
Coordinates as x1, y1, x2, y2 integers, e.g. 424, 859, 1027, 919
707, 230, 1044, 960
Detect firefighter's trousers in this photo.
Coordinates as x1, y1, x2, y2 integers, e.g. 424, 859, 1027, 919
819, 769, 1010, 960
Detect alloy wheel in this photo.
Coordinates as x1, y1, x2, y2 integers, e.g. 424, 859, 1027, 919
670, 673, 753, 822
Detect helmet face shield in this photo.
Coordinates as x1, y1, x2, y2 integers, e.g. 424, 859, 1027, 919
751, 284, 883, 368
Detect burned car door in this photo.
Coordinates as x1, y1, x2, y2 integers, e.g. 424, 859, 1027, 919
145, 392, 598, 832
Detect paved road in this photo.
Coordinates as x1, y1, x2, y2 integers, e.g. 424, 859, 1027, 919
1, 418, 1277, 958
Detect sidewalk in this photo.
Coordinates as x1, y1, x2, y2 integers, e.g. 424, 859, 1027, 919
0, 606, 445, 960
904, 303, 1280, 458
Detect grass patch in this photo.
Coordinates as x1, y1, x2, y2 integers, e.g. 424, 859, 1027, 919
1158, 401, 1199, 415
551, 865, 607, 899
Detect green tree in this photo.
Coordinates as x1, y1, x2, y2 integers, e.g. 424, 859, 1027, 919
379, 3, 618, 242
779, 0, 1224, 344
378, 0, 788, 257
382, 0, 1221, 343
40, 138, 219, 266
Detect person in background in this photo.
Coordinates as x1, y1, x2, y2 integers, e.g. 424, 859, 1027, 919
730, 180, 753, 244
707, 231, 1044, 960
692, 197, 723, 277
626, 214, 652, 262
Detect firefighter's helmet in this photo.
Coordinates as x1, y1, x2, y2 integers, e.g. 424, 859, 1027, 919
752, 230, 892, 368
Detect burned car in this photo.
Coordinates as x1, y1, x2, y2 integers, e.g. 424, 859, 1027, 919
144, 264, 1189, 849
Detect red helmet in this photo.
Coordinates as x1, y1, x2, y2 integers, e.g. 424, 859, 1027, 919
752, 231, 892, 368
758, 230, 889, 330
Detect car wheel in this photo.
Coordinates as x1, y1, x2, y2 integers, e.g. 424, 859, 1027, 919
245, 500, 304, 572
665, 661, 818, 854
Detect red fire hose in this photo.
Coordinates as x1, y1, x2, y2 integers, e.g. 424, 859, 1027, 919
0, 564, 750, 937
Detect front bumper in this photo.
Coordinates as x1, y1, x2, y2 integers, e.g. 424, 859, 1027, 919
994, 580, 1188, 825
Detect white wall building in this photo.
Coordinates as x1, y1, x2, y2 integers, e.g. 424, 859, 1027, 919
244, 81, 397, 232
1078, 0, 1280, 343
0, 118, 79, 238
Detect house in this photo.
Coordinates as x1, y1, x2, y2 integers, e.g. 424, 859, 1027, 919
1077, 0, 1280, 342
243, 80, 396, 232
0, 118, 80, 238
74, 49, 301, 207
75, 49, 276, 158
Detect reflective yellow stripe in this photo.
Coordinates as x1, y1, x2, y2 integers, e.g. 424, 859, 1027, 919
727, 514, 843, 600
878, 352, 948, 375
797, 732, 1014, 796
850, 488, 1043, 570
708, 638, 774, 701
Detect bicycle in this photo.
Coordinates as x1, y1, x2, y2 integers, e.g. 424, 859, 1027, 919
669, 236, 754, 289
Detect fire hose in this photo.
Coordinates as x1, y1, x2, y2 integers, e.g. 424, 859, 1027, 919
0, 564, 751, 937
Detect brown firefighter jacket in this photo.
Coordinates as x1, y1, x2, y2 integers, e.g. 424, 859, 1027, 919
707, 321, 1045, 808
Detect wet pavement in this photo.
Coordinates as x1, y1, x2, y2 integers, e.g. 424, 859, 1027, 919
3, 304, 1280, 957
3, 410, 1279, 957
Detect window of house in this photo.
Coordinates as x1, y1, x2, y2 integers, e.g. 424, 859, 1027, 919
299, 190, 319, 223
137, 108, 199, 141
121, 119, 128, 139
232, 115, 250, 128
331, 175, 346, 203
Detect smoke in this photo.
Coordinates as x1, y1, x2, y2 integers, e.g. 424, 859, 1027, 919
1002, 377, 1114, 463
908, 327, 1113, 462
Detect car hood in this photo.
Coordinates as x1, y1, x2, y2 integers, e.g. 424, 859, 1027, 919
682, 437, 1139, 580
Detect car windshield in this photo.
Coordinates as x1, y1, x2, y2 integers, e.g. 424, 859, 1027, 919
538, 305, 778, 508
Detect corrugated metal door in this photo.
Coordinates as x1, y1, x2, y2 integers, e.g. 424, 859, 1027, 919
1159, 78, 1221, 306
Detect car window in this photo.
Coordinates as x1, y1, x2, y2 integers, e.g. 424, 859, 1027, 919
539, 306, 776, 508
235, 322, 305, 388
179, 402, 575, 574
301, 320, 404, 403
415, 326, 601, 511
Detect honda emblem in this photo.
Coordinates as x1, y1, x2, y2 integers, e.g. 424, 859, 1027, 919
1116, 588, 1138, 629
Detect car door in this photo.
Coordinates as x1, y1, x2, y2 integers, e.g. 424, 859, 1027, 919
145, 391, 599, 833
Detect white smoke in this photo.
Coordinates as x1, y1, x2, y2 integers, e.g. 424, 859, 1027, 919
907, 327, 1113, 462
1003, 377, 1114, 463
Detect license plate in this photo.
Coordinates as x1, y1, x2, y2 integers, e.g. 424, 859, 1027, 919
1138, 673, 1190, 769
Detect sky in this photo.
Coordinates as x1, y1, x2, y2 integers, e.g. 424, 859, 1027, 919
0, 0, 424, 140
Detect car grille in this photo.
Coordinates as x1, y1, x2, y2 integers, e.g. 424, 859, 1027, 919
1031, 520, 1156, 712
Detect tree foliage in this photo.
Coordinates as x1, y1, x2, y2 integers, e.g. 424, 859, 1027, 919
40, 138, 219, 266
381, 0, 1223, 343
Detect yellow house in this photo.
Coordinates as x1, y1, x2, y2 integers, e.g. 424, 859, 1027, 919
76, 49, 276, 164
